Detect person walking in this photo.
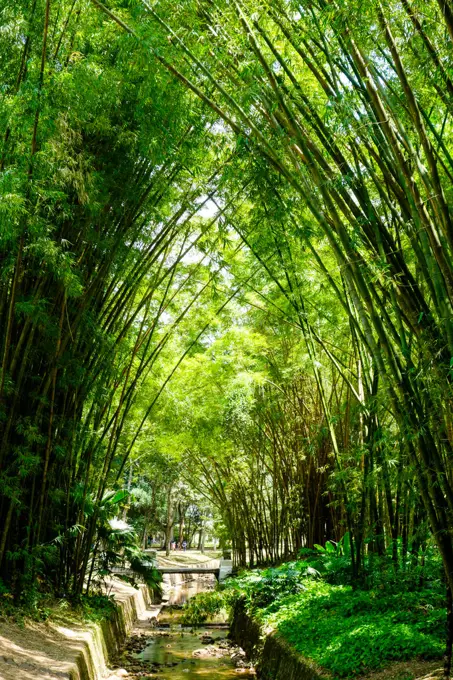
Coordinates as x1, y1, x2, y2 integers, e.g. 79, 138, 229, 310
182, 540, 187, 552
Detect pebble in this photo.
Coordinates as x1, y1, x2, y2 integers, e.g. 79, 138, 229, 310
109, 607, 253, 679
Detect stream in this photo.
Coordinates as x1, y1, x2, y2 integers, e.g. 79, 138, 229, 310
109, 574, 254, 680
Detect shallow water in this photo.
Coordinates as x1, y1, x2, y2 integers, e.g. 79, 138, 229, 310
139, 628, 241, 679
136, 575, 253, 679
164, 574, 215, 606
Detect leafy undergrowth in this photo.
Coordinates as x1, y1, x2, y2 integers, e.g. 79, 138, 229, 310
180, 590, 227, 625
0, 577, 116, 626
74, 592, 117, 623
182, 552, 446, 678
258, 578, 444, 677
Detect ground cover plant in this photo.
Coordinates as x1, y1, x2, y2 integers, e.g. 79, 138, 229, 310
0, 577, 117, 626
182, 549, 447, 678
259, 578, 444, 677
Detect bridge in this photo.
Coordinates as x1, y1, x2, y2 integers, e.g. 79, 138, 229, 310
157, 561, 233, 582
112, 557, 232, 582
157, 566, 219, 576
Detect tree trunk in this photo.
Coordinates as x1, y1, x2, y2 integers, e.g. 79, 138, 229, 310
165, 487, 174, 556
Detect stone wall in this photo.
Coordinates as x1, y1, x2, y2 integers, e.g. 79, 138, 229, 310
230, 599, 327, 680
69, 580, 153, 680
229, 597, 262, 659
259, 634, 328, 680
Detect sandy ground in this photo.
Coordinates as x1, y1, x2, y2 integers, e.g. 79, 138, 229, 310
0, 617, 87, 680
0, 580, 161, 680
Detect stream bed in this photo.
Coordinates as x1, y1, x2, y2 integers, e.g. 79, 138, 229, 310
109, 575, 255, 680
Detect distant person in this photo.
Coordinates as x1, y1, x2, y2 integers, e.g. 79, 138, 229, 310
182, 540, 187, 552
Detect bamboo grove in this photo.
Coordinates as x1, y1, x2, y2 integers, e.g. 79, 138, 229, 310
0, 0, 243, 594
2, 0, 453, 647
89, 0, 453, 604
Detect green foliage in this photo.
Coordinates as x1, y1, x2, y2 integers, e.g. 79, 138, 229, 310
229, 565, 312, 609
0, 0, 232, 600
1, 7, 453, 671
127, 557, 163, 594
88, 495, 162, 595
274, 583, 444, 678
75, 593, 117, 623
305, 544, 444, 592
180, 590, 226, 625
213, 556, 446, 677
313, 534, 351, 559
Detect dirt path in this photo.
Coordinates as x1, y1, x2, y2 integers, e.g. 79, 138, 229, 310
0, 580, 158, 680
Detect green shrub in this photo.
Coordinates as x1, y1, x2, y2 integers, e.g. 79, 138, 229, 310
180, 591, 226, 624
220, 557, 446, 678
272, 582, 445, 677
76, 593, 117, 622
